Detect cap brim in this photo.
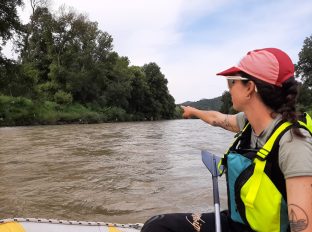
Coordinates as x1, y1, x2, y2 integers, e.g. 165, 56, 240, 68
216, 66, 241, 76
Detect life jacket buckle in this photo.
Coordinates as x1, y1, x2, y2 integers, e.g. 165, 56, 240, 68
256, 148, 270, 161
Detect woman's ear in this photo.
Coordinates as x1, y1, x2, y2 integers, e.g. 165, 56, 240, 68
245, 81, 256, 98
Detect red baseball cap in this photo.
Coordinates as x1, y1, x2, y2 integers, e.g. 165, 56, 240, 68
217, 48, 294, 87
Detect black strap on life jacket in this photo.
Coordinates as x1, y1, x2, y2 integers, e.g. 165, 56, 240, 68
228, 119, 290, 200
230, 114, 311, 201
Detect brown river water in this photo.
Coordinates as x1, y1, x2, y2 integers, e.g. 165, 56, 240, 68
0, 119, 234, 224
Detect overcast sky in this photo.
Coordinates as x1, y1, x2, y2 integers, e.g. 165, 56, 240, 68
11, 0, 312, 103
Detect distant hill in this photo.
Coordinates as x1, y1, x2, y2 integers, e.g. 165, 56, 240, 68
179, 96, 222, 111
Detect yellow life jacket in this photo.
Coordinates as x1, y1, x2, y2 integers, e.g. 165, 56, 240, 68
223, 113, 312, 232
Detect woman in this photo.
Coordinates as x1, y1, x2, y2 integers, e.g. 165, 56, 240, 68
141, 48, 312, 232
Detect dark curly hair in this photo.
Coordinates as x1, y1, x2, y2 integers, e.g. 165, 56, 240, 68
240, 72, 304, 137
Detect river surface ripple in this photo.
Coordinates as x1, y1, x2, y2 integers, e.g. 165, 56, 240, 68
0, 119, 235, 223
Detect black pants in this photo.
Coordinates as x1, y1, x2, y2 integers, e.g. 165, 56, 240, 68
141, 211, 251, 232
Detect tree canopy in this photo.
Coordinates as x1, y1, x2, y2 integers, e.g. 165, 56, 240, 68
296, 34, 312, 111
0, 0, 23, 65
0, 0, 23, 42
0, 1, 178, 125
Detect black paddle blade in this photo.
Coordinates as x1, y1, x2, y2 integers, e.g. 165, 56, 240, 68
201, 150, 223, 177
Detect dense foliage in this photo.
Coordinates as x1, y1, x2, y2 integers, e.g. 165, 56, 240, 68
0, 0, 23, 44
296, 34, 312, 112
0, 1, 178, 126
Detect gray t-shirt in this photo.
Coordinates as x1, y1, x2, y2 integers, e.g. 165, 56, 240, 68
236, 112, 312, 178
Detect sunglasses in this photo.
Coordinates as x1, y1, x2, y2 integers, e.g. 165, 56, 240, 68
226, 76, 249, 88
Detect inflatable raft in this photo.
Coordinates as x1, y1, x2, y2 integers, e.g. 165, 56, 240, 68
0, 218, 143, 232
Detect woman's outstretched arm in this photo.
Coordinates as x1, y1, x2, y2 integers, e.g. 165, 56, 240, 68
181, 106, 240, 133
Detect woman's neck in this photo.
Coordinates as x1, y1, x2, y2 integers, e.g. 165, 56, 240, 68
244, 102, 274, 136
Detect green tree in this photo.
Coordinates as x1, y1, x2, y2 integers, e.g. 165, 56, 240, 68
142, 62, 176, 119
19, 6, 55, 99
296, 34, 312, 110
52, 12, 114, 105
296, 35, 312, 86
19, 7, 115, 105
128, 66, 150, 118
297, 82, 312, 111
29, 0, 50, 14
0, 0, 23, 95
220, 91, 235, 114
0, 0, 23, 44
104, 55, 132, 109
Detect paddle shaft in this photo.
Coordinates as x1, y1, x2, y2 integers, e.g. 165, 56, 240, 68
212, 175, 221, 232
212, 157, 221, 232
201, 151, 222, 232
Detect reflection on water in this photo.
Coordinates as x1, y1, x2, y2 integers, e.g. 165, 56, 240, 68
0, 119, 235, 223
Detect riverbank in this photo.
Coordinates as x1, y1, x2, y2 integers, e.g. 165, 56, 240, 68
0, 95, 183, 127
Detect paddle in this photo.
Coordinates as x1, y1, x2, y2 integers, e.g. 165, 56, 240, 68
201, 150, 223, 232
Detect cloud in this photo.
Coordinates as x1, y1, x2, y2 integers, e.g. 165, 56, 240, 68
8, 0, 312, 103
162, 0, 312, 102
